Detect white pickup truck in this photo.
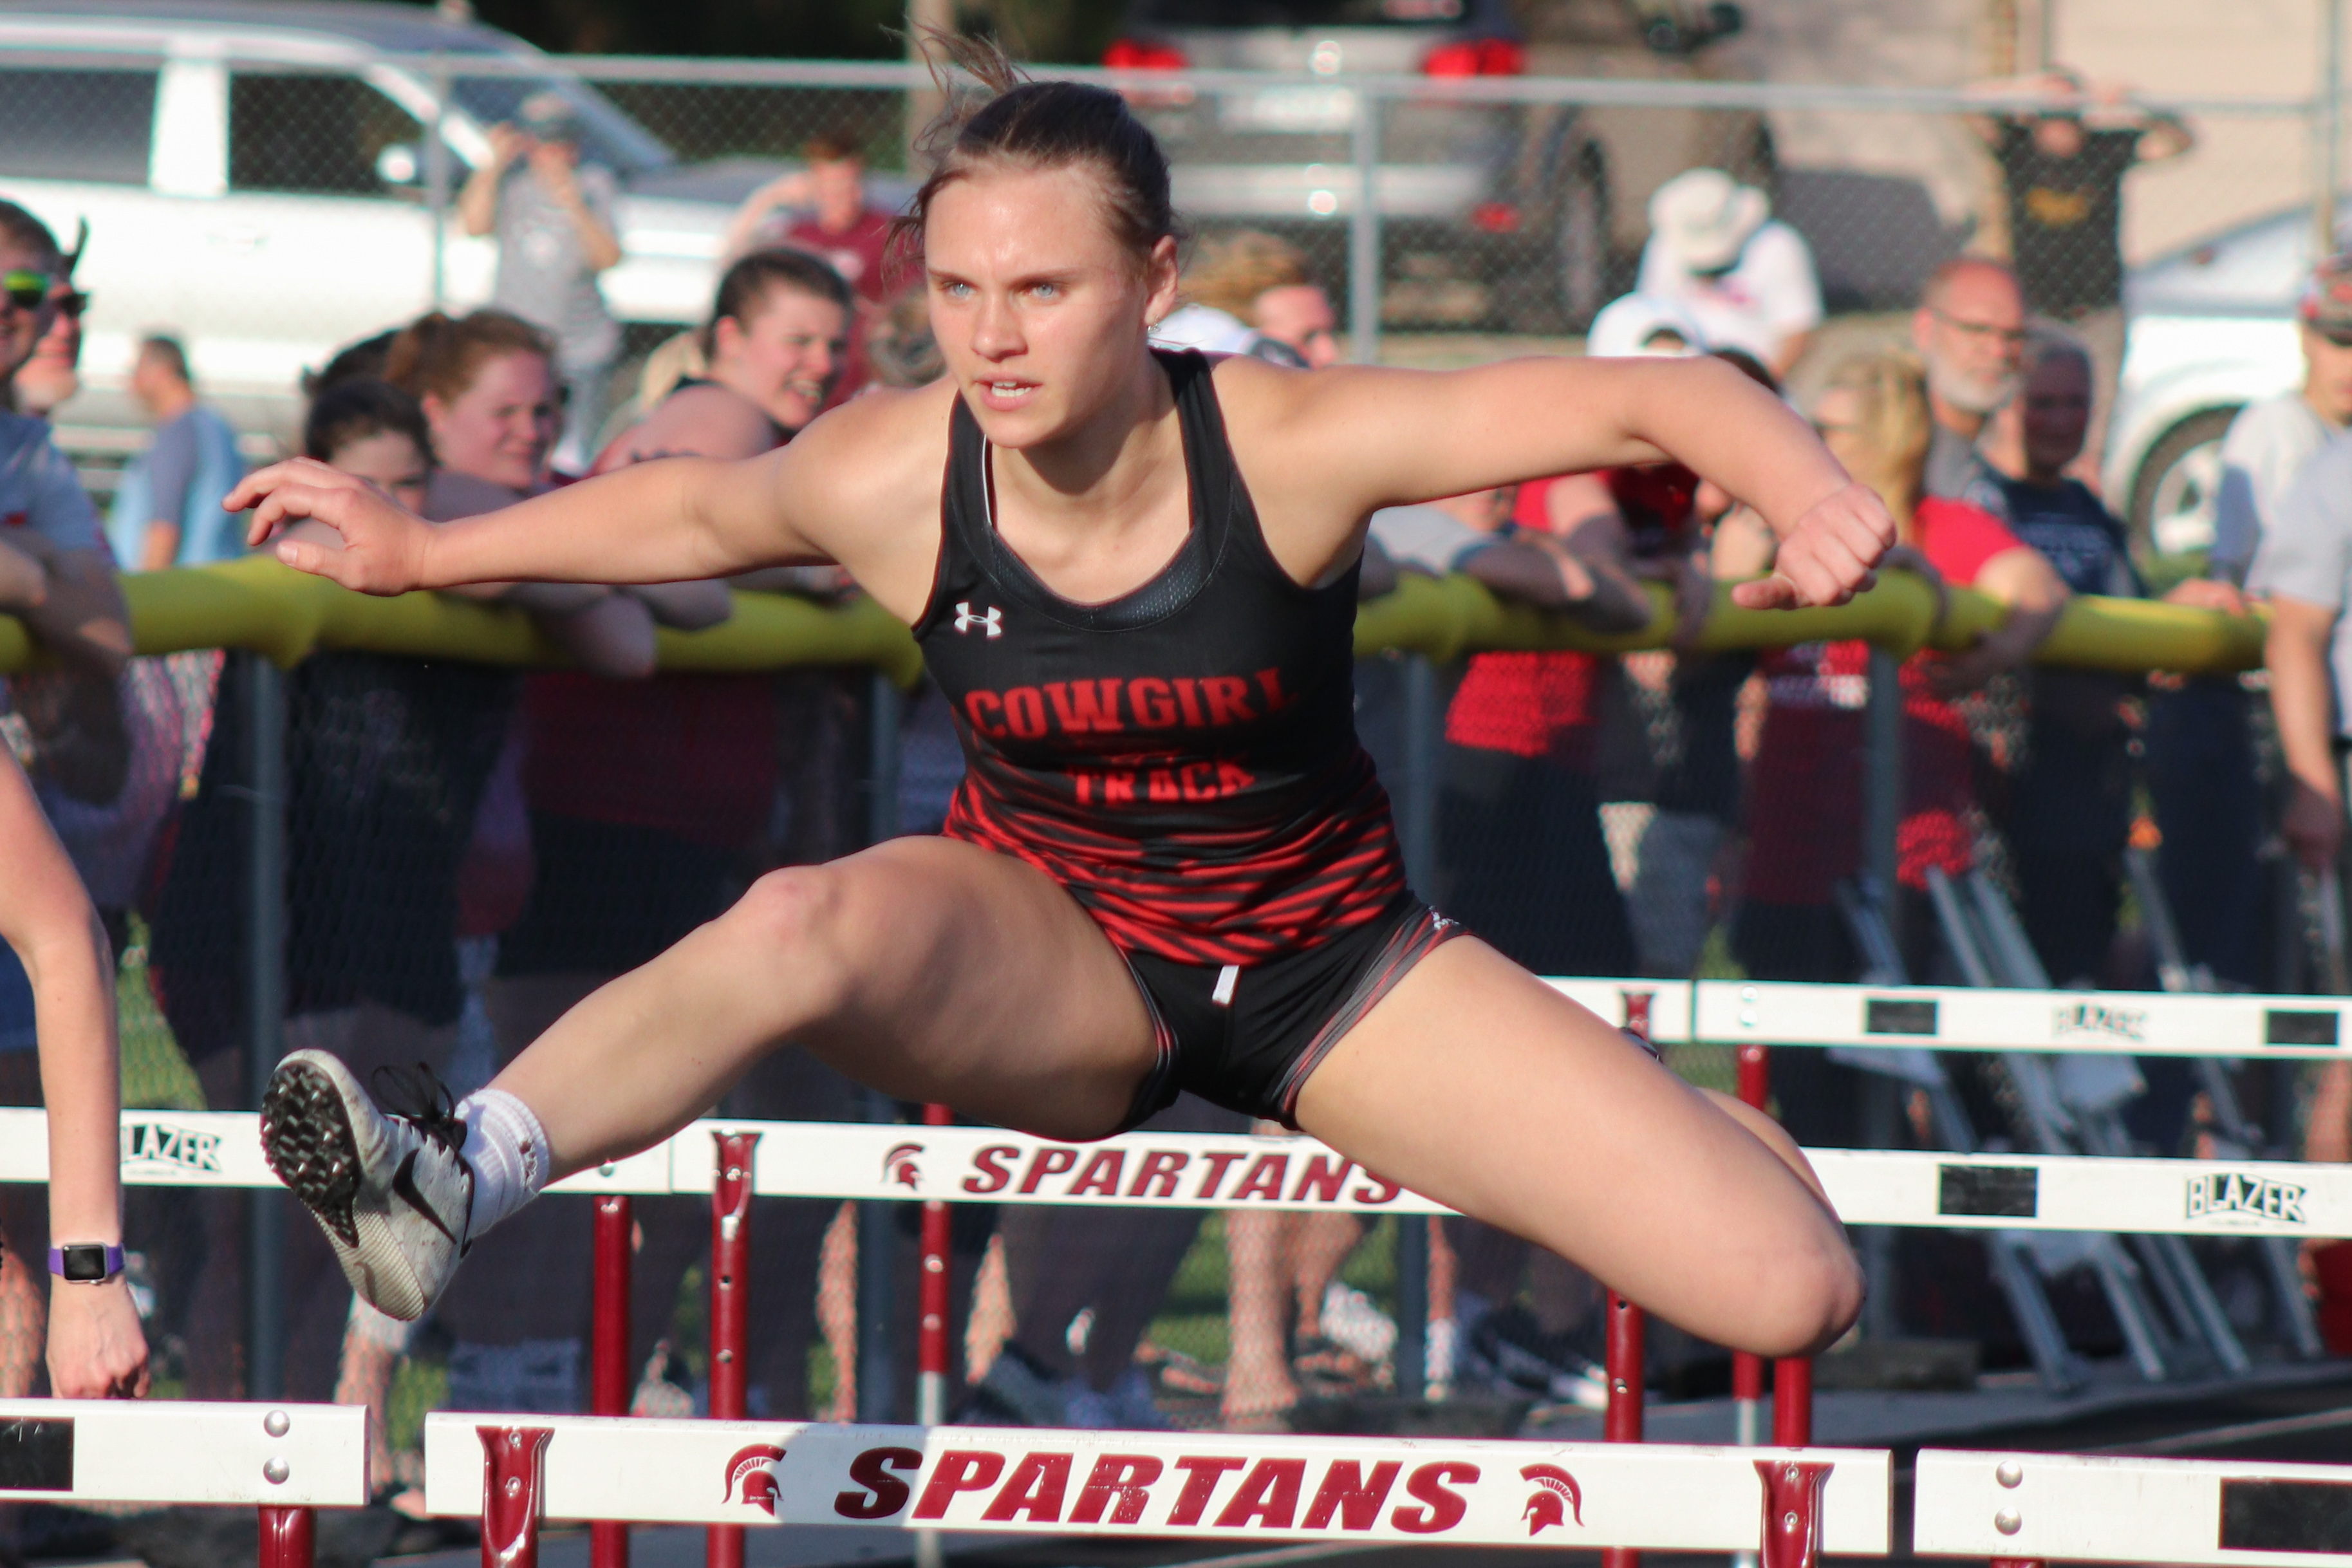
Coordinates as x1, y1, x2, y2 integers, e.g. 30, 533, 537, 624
0, 0, 889, 460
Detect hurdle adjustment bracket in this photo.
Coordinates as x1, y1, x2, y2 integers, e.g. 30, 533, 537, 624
478, 1426, 554, 1568
1757, 1459, 1833, 1568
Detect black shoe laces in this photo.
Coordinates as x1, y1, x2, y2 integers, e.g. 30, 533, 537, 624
371, 1061, 468, 1160
369, 1060, 477, 1253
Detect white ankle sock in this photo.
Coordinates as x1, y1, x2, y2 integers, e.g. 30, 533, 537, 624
454, 1089, 551, 1242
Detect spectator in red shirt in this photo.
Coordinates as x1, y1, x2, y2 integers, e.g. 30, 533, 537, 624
727, 131, 895, 301
1730, 348, 2064, 1144
727, 130, 899, 403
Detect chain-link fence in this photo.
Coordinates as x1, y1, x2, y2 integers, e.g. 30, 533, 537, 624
0, 36, 2338, 1495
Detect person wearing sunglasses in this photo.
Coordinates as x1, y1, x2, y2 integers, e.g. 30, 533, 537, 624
9, 230, 87, 422
0, 203, 131, 685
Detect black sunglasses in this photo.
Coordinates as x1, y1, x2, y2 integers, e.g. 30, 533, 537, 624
1, 270, 50, 311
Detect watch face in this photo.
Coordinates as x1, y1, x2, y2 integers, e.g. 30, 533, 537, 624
61, 1246, 109, 1282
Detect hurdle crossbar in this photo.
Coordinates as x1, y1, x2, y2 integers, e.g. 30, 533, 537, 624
8, 1112, 2346, 1239
421, 1415, 1887, 1565
0, 1398, 367, 1506
1914, 1448, 2352, 1566
0, 1399, 367, 1568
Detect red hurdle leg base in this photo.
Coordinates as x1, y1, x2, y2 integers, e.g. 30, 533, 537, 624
1988, 1560, 2047, 1568
1755, 1459, 1833, 1568
259, 1506, 314, 1568
478, 1426, 554, 1568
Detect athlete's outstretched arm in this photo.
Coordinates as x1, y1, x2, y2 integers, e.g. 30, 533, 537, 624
1270, 355, 1892, 609
225, 391, 928, 597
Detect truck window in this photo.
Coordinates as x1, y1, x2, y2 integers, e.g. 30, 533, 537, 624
229, 72, 424, 195
0, 67, 158, 185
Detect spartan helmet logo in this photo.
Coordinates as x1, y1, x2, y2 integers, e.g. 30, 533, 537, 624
725, 1444, 787, 1518
1519, 1464, 1583, 1536
882, 1143, 923, 1190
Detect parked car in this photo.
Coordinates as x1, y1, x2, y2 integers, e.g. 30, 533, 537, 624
2107, 205, 2321, 559
0, 0, 908, 456
1100, 0, 1753, 331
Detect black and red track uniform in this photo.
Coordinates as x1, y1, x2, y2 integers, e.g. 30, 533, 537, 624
914, 350, 1457, 1126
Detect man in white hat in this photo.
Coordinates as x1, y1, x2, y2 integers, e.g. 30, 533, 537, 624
1635, 169, 1822, 378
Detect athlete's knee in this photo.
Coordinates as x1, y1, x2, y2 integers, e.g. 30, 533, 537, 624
1748, 1229, 1865, 1358
722, 865, 859, 1014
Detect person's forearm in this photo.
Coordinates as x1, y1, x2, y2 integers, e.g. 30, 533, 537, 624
29, 913, 122, 1245
566, 202, 623, 272
537, 592, 657, 680
626, 579, 733, 630
22, 550, 130, 677
477, 581, 611, 614
138, 521, 180, 572
2270, 621, 2343, 797
0, 541, 49, 611
418, 458, 776, 588
1980, 602, 2064, 673
457, 166, 501, 236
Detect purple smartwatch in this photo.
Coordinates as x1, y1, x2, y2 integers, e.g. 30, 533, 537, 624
48, 1244, 125, 1283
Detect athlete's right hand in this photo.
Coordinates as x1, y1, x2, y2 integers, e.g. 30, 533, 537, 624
230, 458, 434, 596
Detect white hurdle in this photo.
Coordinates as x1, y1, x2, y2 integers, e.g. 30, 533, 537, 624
0, 1399, 368, 1568
420, 1414, 1889, 1568
1913, 1448, 2352, 1567
8, 1110, 2347, 1241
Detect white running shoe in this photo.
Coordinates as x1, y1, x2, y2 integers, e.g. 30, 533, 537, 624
260, 1050, 474, 1321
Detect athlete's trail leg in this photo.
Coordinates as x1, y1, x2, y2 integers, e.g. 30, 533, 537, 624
1294, 937, 1861, 1358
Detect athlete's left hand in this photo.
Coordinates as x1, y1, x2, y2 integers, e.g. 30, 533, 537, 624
47, 1274, 151, 1398
1731, 481, 1896, 610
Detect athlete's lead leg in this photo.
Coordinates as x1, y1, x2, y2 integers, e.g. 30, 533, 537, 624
262, 836, 1160, 1320
1294, 937, 1862, 1359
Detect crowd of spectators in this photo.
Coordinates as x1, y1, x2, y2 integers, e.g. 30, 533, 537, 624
1, 69, 2351, 1487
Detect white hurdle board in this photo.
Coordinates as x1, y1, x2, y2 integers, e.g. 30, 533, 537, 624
0, 1400, 368, 1507
10, 1111, 2352, 1238
422, 1415, 1890, 1554
1691, 981, 2352, 1059
1915, 1449, 2352, 1566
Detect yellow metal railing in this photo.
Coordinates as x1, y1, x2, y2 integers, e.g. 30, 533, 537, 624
0, 554, 2265, 679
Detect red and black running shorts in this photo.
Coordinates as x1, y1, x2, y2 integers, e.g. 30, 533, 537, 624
1116, 897, 1462, 1131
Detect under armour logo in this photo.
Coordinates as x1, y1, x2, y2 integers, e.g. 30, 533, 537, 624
955, 602, 1003, 637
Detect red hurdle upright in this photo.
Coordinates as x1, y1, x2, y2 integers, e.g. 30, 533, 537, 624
1603, 991, 1656, 1568
707, 1131, 761, 1568
591, 1193, 633, 1568
1734, 1042, 1770, 1450
258, 1506, 315, 1568
918, 1103, 955, 1425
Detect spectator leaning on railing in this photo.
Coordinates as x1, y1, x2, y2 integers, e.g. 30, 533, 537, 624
106, 334, 246, 570
1993, 330, 2243, 998
1735, 350, 2064, 1023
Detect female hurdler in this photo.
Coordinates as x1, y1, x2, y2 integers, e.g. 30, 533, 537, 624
229, 65, 1889, 1361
